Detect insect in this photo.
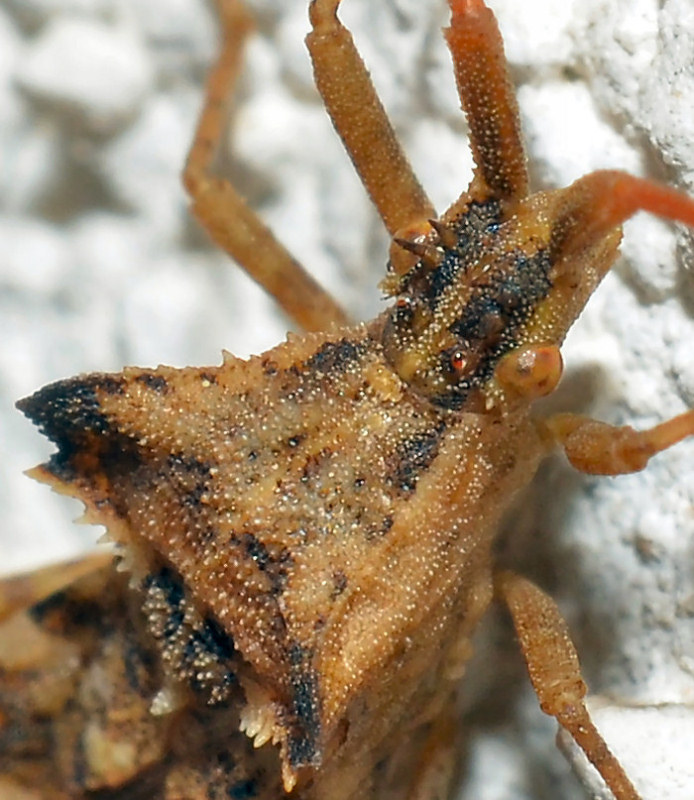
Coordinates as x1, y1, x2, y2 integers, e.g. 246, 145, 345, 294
4, 0, 694, 796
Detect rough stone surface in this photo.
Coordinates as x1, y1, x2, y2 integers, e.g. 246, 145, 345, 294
2, 1, 694, 798
16, 16, 154, 133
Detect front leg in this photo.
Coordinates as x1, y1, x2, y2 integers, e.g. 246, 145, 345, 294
545, 410, 694, 476
495, 571, 640, 800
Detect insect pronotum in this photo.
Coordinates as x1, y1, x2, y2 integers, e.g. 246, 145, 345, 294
3, 1, 694, 799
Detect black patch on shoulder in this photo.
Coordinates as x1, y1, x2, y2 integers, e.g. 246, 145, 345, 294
135, 373, 169, 393
16, 373, 144, 488
286, 642, 322, 769
388, 422, 446, 494
303, 338, 367, 376
17, 374, 122, 447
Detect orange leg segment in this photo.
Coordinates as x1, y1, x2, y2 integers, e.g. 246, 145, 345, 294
546, 410, 694, 476
496, 571, 640, 800
184, 0, 348, 333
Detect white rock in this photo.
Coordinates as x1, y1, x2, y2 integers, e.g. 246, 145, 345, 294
5, 0, 115, 28
0, 9, 65, 212
121, 0, 218, 75
17, 17, 154, 133
99, 92, 195, 235
559, 702, 694, 800
0, 217, 71, 294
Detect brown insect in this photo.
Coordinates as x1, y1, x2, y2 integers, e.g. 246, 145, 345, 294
3, 0, 694, 798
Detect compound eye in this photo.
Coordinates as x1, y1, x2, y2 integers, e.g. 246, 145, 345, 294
450, 350, 466, 372
495, 344, 563, 399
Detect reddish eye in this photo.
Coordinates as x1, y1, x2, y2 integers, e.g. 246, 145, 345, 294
450, 350, 466, 371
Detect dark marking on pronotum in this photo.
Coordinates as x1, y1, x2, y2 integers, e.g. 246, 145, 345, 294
331, 569, 348, 599
135, 373, 169, 393
287, 642, 322, 768
303, 338, 367, 376
241, 532, 271, 570
234, 533, 291, 594
16, 375, 122, 445
16, 374, 146, 491
300, 447, 333, 486
166, 454, 212, 511
389, 423, 446, 494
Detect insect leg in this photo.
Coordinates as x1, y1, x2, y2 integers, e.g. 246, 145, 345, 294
402, 706, 461, 800
306, 0, 436, 238
184, 0, 349, 333
544, 410, 694, 476
495, 570, 641, 800
443, 0, 528, 202
0, 551, 113, 622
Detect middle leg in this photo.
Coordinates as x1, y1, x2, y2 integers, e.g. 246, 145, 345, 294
185, 0, 349, 333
